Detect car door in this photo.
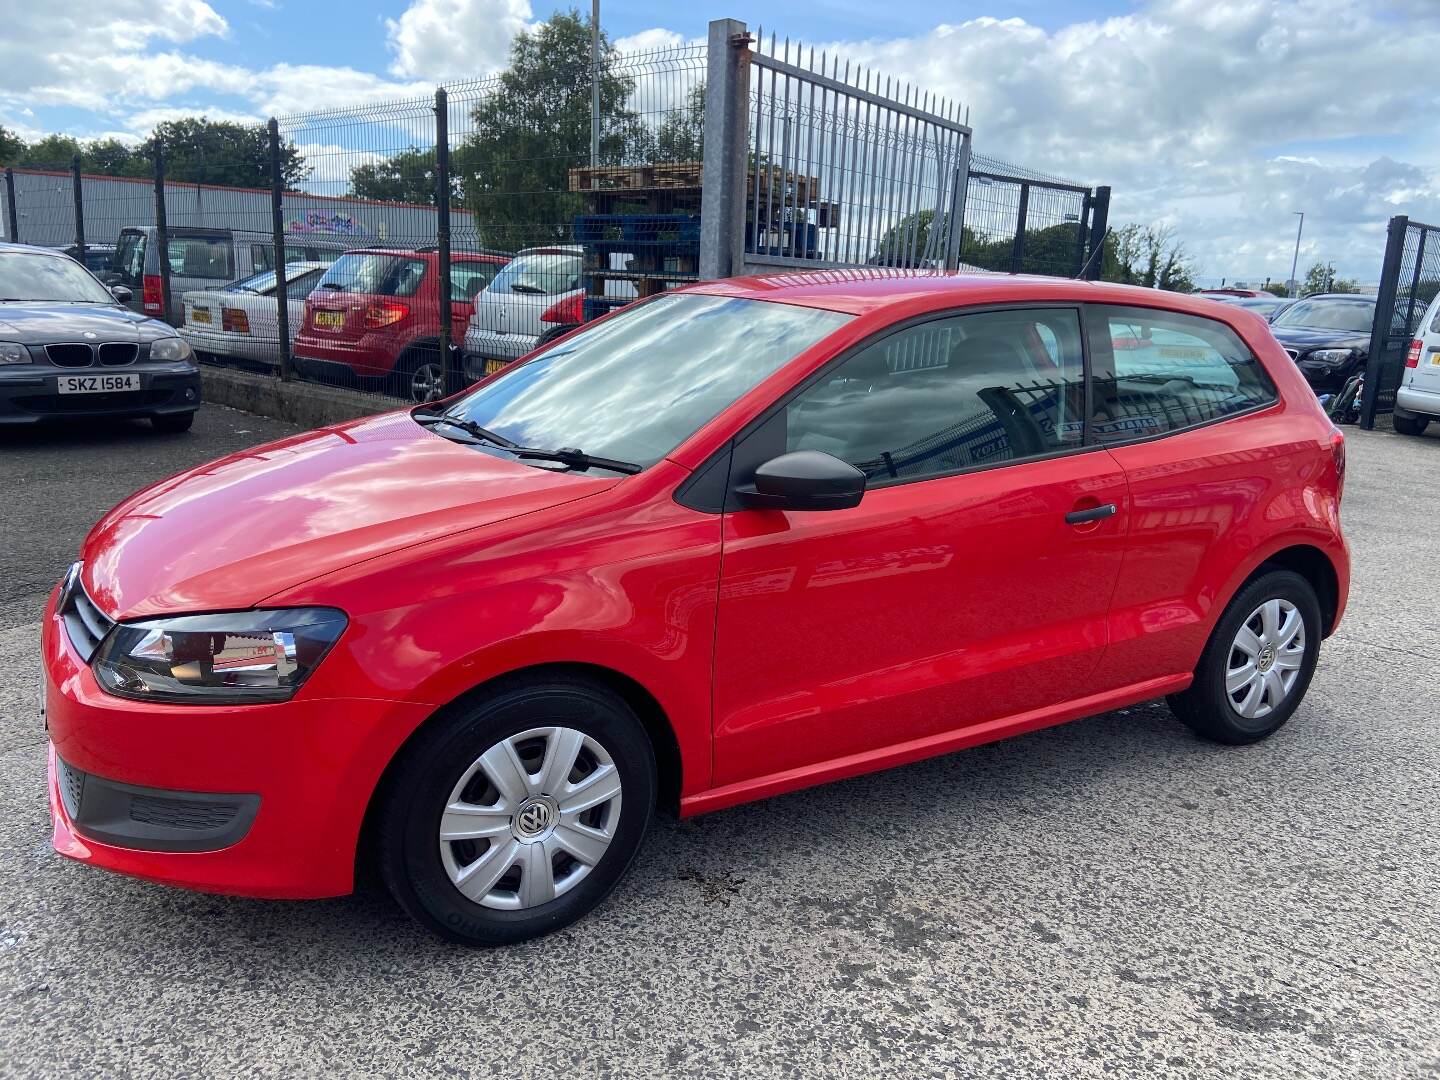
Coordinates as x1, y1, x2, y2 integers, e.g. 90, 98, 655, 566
710, 306, 1131, 787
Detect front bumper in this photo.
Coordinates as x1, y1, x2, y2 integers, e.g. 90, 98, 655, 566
0, 364, 201, 425
1293, 357, 1360, 395
42, 587, 432, 899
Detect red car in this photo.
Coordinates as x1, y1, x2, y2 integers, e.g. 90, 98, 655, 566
43, 272, 1349, 945
293, 247, 509, 402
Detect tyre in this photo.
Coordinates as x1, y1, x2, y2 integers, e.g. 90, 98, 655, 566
150, 411, 195, 434
377, 675, 655, 946
1168, 569, 1322, 745
1393, 413, 1431, 436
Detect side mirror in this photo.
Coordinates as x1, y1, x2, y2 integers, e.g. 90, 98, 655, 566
737, 450, 866, 512
110, 285, 133, 303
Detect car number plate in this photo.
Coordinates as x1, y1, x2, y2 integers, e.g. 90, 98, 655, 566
1430, 352, 1440, 367
57, 373, 140, 394
484, 358, 509, 375
191, 307, 212, 324
314, 311, 345, 330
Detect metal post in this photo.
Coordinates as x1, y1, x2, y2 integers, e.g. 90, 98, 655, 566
153, 149, 173, 325
268, 119, 293, 381
1009, 182, 1030, 274
590, 0, 601, 167
71, 156, 86, 261
942, 135, 971, 272
1289, 211, 1304, 296
4, 168, 17, 242
1085, 186, 1110, 280
435, 87, 453, 397
1361, 215, 1408, 430
700, 19, 752, 280
1072, 192, 1092, 277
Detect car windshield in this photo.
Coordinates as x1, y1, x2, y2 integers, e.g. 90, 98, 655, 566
435, 293, 852, 468
487, 253, 581, 295
1272, 298, 1374, 333
315, 253, 426, 296
0, 250, 116, 303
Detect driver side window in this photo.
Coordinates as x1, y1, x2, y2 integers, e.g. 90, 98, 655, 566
783, 308, 1086, 485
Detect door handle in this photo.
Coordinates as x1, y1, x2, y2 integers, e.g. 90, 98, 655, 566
1065, 502, 1117, 525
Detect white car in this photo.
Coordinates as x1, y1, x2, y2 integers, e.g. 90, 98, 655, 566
179, 262, 331, 367
462, 246, 637, 378
1397, 292, 1440, 436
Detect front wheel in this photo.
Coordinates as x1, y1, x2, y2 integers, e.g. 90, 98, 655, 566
1393, 413, 1431, 436
1168, 569, 1322, 745
377, 675, 655, 945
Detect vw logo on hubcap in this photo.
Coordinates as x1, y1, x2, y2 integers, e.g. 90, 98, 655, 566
514, 798, 555, 839
1257, 644, 1277, 673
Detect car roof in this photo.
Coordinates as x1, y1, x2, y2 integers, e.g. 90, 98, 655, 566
1297, 293, 1374, 303
685, 269, 1265, 320
0, 241, 71, 258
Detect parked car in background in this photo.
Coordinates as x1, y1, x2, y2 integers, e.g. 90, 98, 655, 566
61, 243, 118, 276
1268, 293, 1376, 393
1195, 288, 1266, 300
1396, 292, 1440, 436
293, 247, 509, 401
179, 262, 331, 368
44, 272, 1348, 946
0, 242, 200, 432
1208, 293, 1293, 321
106, 226, 350, 326
463, 246, 637, 379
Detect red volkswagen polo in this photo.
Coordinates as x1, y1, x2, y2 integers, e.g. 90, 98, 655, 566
43, 272, 1349, 945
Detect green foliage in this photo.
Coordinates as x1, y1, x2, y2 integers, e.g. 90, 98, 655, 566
1100, 223, 1195, 292
352, 147, 440, 205
455, 10, 650, 249
1303, 261, 1359, 295
0, 119, 306, 188
1261, 282, 1289, 297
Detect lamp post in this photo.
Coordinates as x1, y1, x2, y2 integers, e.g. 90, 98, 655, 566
1289, 211, 1304, 297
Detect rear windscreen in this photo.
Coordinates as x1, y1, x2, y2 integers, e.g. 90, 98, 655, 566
315, 253, 427, 297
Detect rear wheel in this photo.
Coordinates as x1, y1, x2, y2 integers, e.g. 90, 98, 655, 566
1393, 413, 1431, 436
377, 675, 655, 945
150, 411, 195, 434
1168, 569, 1321, 745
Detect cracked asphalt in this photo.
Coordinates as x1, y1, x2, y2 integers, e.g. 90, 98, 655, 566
1, 406, 1437, 1078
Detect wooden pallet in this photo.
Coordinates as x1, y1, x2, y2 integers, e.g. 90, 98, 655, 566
569, 162, 704, 192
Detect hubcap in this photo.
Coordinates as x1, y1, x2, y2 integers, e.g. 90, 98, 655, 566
438, 726, 622, 911
1226, 598, 1306, 721
410, 362, 443, 403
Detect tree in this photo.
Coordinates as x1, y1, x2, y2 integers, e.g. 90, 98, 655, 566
456, 10, 649, 249
352, 147, 441, 205
1101, 223, 1194, 292
1261, 281, 1289, 297
0, 126, 24, 164
1302, 261, 1359, 295
649, 83, 705, 163
144, 118, 307, 188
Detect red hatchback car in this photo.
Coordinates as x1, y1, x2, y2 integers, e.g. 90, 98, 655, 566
43, 272, 1348, 945
293, 247, 509, 402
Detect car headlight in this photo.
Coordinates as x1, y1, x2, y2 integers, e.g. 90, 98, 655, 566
149, 335, 194, 363
0, 341, 29, 365
92, 608, 347, 704
1307, 348, 1355, 366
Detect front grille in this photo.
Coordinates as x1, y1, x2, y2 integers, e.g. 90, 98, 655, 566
98, 343, 138, 366
46, 343, 93, 367
129, 794, 241, 831
59, 577, 115, 662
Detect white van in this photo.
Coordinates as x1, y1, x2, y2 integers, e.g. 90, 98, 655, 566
1397, 293, 1440, 436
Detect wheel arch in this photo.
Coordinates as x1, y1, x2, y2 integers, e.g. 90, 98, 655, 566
355, 660, 685, 884
1241, 542, 1343, 637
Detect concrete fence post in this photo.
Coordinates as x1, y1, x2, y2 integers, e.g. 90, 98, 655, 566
699, 18, 752, 281
268, 118, 293, 381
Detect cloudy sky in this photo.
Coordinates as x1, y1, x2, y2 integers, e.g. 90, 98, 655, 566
2, 0, 1436, 283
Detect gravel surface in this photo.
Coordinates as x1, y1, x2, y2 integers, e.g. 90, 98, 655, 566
1, 407, 1437, 1078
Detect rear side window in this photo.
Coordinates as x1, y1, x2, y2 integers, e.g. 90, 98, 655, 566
315, 253, 427, 297
784, 307, 1087, 484
114, 230, 146, 289
168, 237, 233, 280
1086, 305, 1277, 442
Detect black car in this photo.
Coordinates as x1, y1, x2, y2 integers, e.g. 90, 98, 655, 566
0, 242, 200, 432
1268, 293, 1376, 394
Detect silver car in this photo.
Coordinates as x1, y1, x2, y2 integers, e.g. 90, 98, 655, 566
463, 246, 636, 377
179, 262, 331, 367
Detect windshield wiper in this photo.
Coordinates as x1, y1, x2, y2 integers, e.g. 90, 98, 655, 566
508, 282, 545, 294
412, 408, 640, 474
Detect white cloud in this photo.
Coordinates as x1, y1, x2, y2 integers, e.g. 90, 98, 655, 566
384, 0, 533, 81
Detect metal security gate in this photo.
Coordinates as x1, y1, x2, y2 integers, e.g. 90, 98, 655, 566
961, 159, 1109, 279
1362, 215, 1440, 428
